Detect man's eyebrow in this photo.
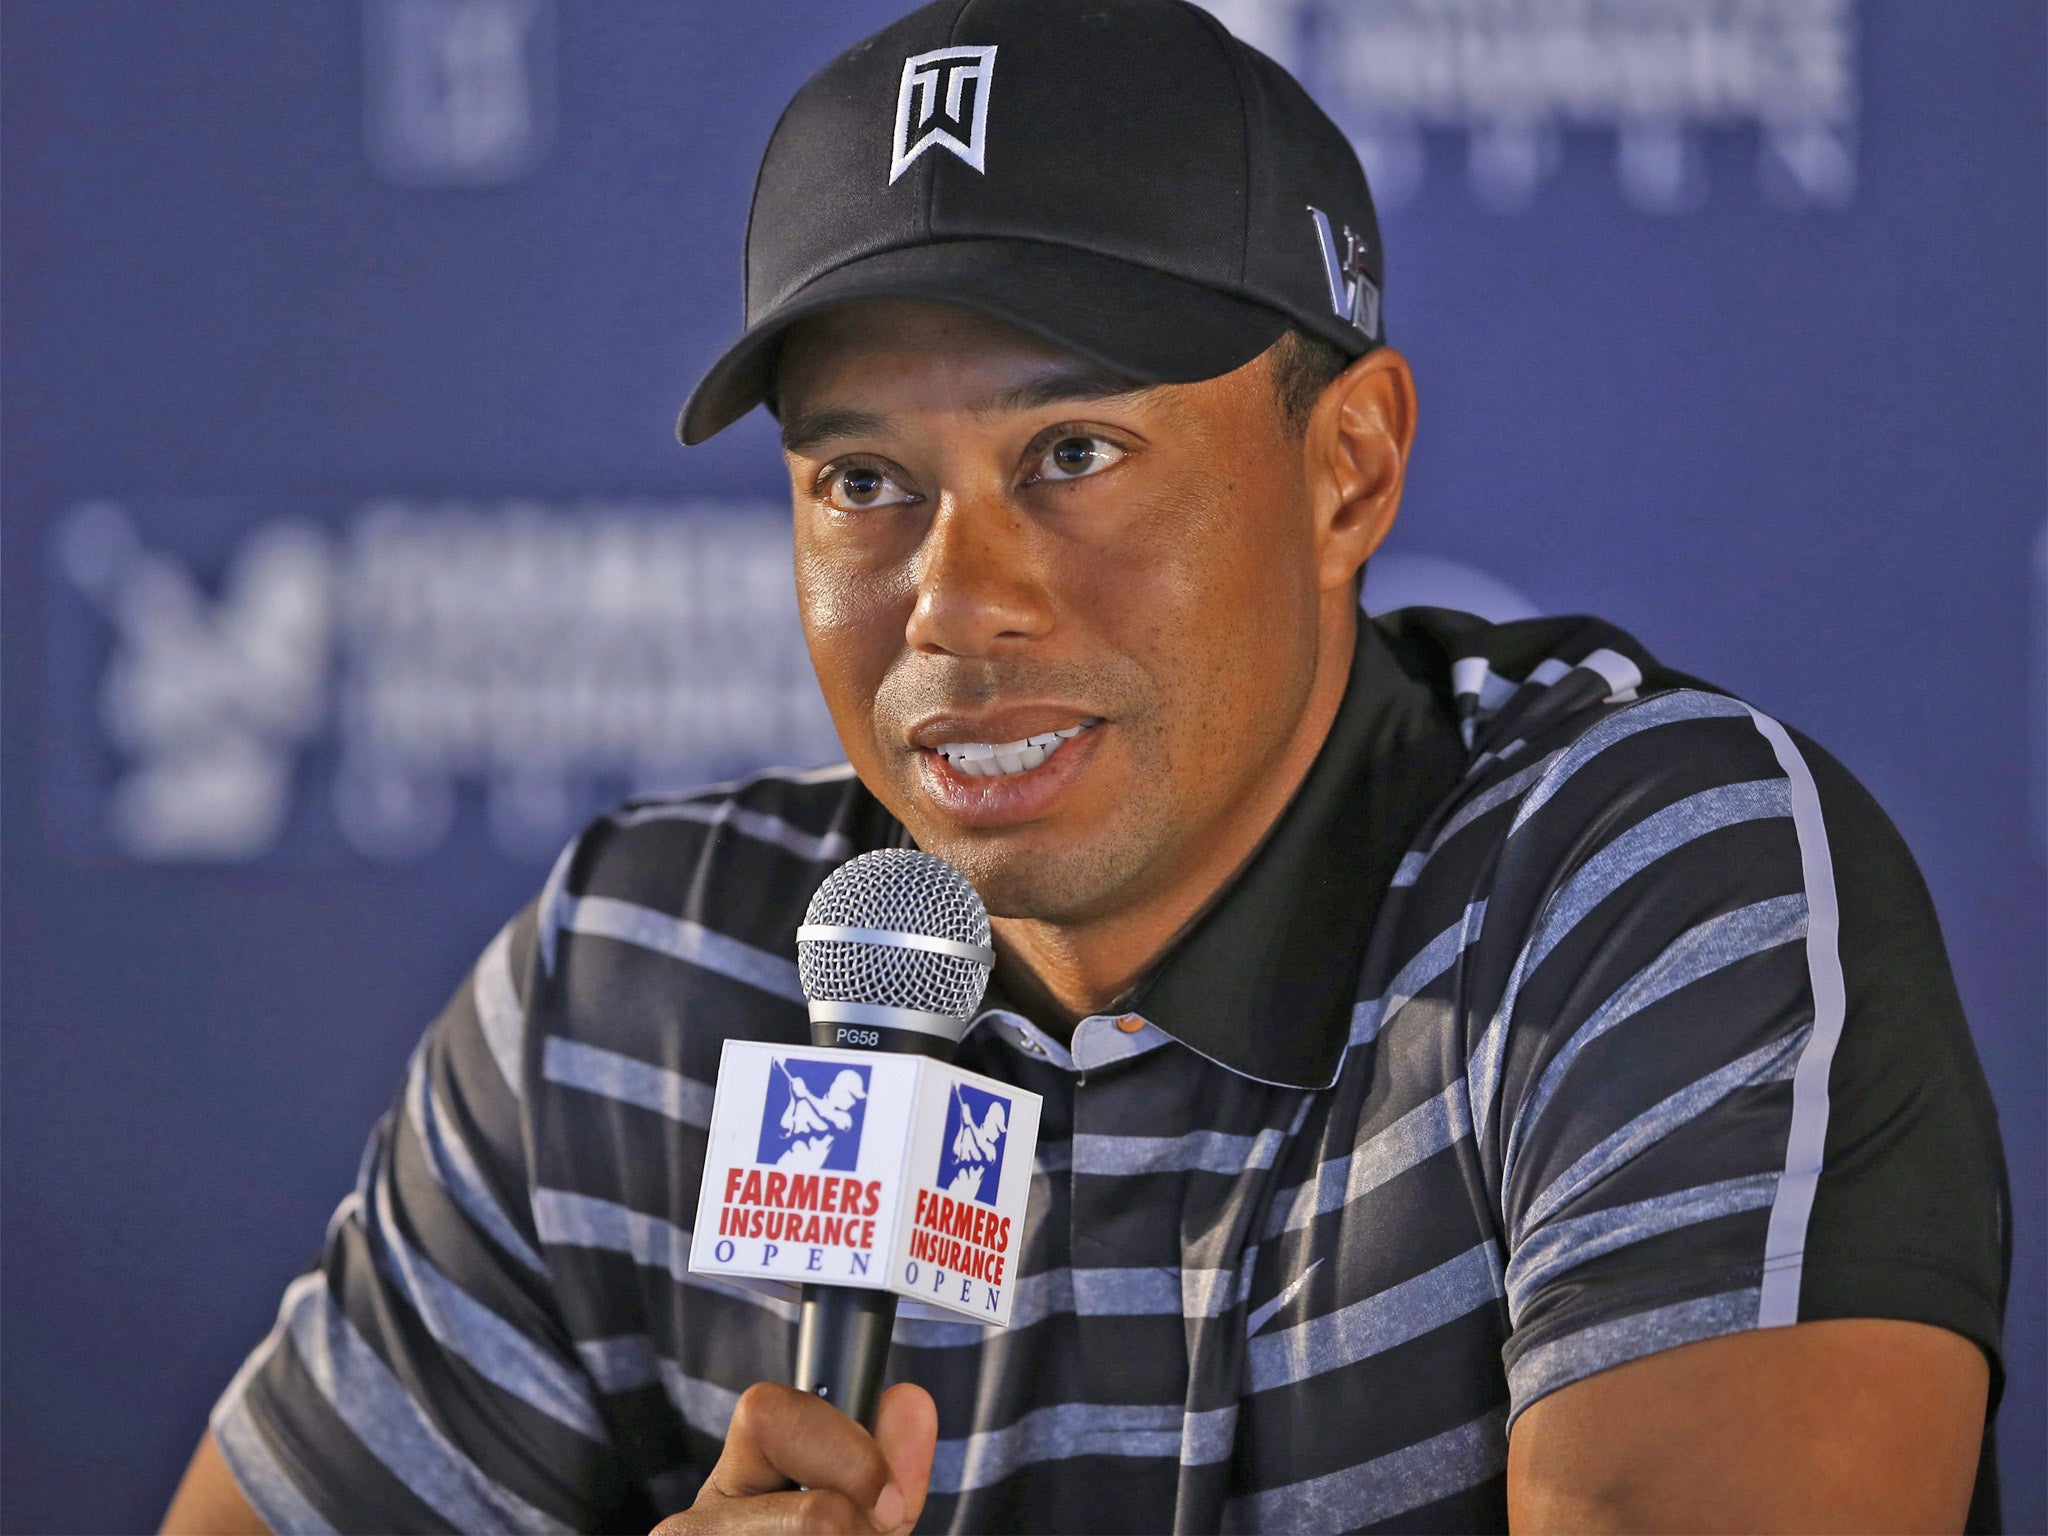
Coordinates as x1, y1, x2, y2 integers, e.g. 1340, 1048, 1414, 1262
779, 365, 1153, 455
780, 407, 892, 456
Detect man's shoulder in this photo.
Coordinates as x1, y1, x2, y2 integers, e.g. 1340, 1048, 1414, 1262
1371, 608, 1910, 932
533, 762, 897, 1002
1368, 611, 1958, 1088
1374, 607, 1767, 823
1372, 607, 1723, 746
575, 762, 876, 881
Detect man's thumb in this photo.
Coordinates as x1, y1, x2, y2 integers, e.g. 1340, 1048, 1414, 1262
869, 1383, 938, 1532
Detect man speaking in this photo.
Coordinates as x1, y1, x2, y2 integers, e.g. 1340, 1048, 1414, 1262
164, 1, 2007, 1531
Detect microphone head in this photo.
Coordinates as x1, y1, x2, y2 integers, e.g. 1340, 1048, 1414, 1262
797, 849, 994, 1035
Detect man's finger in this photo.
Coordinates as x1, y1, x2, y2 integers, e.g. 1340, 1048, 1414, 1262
701, 1383, 897, 1512
870, 1384, 938, 1535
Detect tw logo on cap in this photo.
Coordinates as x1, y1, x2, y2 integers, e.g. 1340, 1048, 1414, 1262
936, 1080, 1011, 1205
758, 1057, 870, 1171
890, 45, 997, 184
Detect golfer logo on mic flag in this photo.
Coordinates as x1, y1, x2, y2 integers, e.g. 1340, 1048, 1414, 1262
758, 1057, 870, 1171
938, 1080, 1009, 1205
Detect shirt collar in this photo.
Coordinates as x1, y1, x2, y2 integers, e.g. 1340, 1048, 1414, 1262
1102, 618, 1464, 1090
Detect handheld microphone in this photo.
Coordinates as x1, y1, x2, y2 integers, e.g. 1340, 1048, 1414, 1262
789, 849, 994, 1427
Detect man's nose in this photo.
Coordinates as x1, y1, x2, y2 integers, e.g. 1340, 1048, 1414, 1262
903, 489, 1053, 657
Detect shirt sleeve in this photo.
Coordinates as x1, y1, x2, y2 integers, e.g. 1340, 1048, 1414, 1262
208, 899, 640, 1534
1482, 693, 2007, 1429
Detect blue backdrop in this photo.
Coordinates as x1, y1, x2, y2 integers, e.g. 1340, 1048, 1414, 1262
3, 3, 2041, 1531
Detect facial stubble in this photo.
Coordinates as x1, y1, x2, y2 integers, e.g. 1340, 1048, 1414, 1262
868, 650, 1185, 923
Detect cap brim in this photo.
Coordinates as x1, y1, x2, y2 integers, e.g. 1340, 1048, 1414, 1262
678, 239, 1294, 445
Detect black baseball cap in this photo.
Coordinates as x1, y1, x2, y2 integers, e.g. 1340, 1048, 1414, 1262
678, 0, 1384, 444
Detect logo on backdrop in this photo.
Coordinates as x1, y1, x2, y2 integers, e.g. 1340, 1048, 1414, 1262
890, 45, 997, 183
937, 1081, 1010, 1205
44, 499, 841, 866
1197, 0, 1858, 213
758, 1058, 871, 1172
364, 0, 556, 187
53, 504, 332, 863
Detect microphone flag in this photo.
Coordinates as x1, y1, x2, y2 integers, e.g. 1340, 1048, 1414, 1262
690, 1040, 1042, 1327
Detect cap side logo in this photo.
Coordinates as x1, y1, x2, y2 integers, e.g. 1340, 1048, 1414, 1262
890, 45, 997, 184
1308, 206, 1381, 340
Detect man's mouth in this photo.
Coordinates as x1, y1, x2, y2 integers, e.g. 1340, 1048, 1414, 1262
931, 718, 1103, 779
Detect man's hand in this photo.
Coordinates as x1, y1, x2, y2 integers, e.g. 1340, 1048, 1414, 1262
654, 1382, 938, 1535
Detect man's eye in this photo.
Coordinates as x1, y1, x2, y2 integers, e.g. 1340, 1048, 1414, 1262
824, 464, 916, 511
1033, 435, 1124, 483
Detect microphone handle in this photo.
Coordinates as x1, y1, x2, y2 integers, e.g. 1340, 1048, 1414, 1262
793, 1015, 958, 1428
794, 1285, 896, 1428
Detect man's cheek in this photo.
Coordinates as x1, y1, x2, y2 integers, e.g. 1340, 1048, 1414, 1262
796, 630, 885, 768
793, 548, 890, 635
798, 556, 907, 666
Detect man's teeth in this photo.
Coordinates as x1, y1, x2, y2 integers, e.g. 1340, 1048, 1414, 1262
936, 720, 1099, 778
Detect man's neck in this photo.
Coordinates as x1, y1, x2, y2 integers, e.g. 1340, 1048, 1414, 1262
988, 607, 1360, 1038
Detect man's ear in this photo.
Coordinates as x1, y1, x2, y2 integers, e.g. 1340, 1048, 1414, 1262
1304, 347, 1417, 594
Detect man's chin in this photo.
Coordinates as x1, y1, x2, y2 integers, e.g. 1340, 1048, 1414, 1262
909, 826, 1146, 926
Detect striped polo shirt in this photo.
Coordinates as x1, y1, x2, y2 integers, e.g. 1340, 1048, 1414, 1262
212, 610, 2008, 1534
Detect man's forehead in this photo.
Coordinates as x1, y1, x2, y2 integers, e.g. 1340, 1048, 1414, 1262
776, 299, 1155, 452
